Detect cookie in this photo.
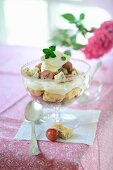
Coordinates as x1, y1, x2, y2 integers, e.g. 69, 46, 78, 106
27, 88, 44, 96
63, 87, 81, 101
52, 124, 73, 139
43, 91, 65, 103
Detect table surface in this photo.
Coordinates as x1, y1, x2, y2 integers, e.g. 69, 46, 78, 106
0, 45, 113, 170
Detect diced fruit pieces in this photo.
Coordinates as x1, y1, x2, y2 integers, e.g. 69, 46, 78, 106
35, 63, 42, 69
33, 72, 39, 78
54, 72, 66, 82
23, 67, 30, 76
65, 74, 73, 78
58, 67, 68, 75
63, 61, 72, 71
72, 69, 78, 76
34, 67, 40, 72
40, 70, 54, 79
23, 67, 39, 77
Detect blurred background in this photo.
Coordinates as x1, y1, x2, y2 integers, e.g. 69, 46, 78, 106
0, 0, 113, 114
0, 0, 113, 47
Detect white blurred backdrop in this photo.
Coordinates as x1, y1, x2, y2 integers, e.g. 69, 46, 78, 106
0, 0, 113, 47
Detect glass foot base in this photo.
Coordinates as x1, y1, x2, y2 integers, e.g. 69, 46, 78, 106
25, 101, 80, 129
40, 108, 79, 129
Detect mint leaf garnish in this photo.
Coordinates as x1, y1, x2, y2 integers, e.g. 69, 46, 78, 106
43, 48, 50, 54
43, 45, 56, 59
64, 50, 71, 56
51, 52, 56, 58
49, 45, 56, 51
45, 55, 50, 59
61, 56, 66, 61
62, 13, 76, 24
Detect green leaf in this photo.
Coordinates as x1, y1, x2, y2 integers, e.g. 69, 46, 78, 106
49, 45, 56, 51
43, 46, 56, 59
80, 13, 85, 20
43, 48, 50, 54
64, 50, 71, 56
50, 52, 56, 58
45, 55, 50, 59
61, 40, 71, 47
61, 56, 66, 61
77, 24, 84, 31
50, 36, 62, 44
59, 29, 70, 35
81, 30, 87, 38
83, 27, 92, 33
62, 13, 76, 24
70, 35, 77, 45
73, 43, 84, 50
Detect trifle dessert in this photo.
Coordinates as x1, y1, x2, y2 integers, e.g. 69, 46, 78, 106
21, 46, 90, 104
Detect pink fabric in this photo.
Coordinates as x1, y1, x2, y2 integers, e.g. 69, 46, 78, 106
0, 74, 27, 113
0, 45, 113, 170
71, 83, 113, 170
0, 45, 42, 73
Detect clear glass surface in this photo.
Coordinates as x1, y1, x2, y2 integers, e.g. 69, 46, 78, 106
75, 81, 103, 105
21, 58, 90, 128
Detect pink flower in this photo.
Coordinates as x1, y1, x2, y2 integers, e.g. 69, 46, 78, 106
83, 29, 113, 59
100, 21, 113, 43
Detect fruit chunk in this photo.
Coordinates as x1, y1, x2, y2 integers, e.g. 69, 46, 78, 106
65, 74, 73, 78
72, 69, 78, 76
35, 63, 42, 69
40, 70, 54, 79
33, 72, 39, 78
22, 67, 30, 76
46, 128, 59, 142
54, 72, 66, 83
63, 61, 72, 71
58, 67, 68, 75
23, 67, 39, 77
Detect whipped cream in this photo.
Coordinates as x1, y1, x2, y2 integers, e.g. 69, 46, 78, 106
41, 62, 61, 73
25, 72, 89, 95
41, 51, 70, 72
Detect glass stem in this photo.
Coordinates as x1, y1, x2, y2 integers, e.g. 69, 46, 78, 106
54, 105, 61, 123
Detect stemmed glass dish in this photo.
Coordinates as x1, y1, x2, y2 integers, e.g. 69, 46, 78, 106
21, 58, 90, 126
75, 60, 103, 105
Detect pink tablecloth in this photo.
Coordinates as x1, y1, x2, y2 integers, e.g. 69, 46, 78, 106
0, 45, 113, 170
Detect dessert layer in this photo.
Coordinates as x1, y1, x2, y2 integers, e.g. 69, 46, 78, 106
24, 72, 89, 95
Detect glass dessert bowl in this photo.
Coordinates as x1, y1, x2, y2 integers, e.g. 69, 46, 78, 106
21, 46, 90, 124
